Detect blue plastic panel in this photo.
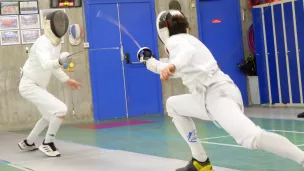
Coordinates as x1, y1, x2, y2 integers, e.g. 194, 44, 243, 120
273, 4, 290, 103
252, 7, 269, 104
284, 2, 300, 103
264, 6, 280, 103
295, 0, 304, 101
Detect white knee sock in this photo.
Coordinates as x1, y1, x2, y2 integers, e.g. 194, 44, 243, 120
172, 116, 208, 162
27, 118, 49, 144
256, 130, 304, 165
45, 116, 63, 144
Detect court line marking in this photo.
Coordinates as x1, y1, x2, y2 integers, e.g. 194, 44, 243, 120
199, 133, 304, 148
199, 135, 232, 141
247, 116, 304, 122
201, 140, 304, 148
269, 130, 304, 134
200, 141, 244, 149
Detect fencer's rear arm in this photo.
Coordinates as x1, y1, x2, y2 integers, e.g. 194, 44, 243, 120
52, 68, 69, 83
35, 43, 62, 70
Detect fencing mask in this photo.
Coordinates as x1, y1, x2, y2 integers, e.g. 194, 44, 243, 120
156, 10, 188, 44
44, 10, 69, 46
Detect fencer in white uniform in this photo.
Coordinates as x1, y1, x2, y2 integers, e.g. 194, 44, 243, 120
18, 11, 81, 157
138, 10, 304, 171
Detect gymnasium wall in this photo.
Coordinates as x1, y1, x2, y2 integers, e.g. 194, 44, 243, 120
155, 0, 197, 113
0, 0, 252, 129
0, 0, 93, 130
240, 0, 254, 58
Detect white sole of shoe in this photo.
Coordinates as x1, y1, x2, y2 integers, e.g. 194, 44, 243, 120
18, 142, 38, 151
39, 145, 61, 157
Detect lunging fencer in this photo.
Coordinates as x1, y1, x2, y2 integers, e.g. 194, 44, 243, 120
137, 10, 304, 171
18, 11, 81, 157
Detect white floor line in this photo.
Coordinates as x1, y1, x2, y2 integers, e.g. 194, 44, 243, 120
7, 164, 33, 171
199, 135, 232, 141
15, 150, 111, 165
296, 144, 304, 147
269, 130, 304, 134
200, 141, 244, 148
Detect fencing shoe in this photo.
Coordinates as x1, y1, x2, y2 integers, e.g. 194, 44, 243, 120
39, 140, 61, 157
18, 140, 38, 151
297, 112, 304, 118
176, 158, 214, 171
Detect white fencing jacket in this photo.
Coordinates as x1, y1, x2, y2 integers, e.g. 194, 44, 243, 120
146, 34, 233, 94
21, 35, 69, 88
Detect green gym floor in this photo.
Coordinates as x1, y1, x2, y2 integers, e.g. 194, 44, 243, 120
1, 107, 304, 171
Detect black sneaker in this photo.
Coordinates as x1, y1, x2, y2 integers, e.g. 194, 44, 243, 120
297, 112, 304, 118
39, 140, 60, 157
18, 140, 38, 151
176, 158, 214, 171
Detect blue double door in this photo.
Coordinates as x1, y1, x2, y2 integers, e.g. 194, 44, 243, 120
85, 1, 163, 121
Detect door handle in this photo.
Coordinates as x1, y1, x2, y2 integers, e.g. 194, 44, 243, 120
124, 53, 142, 64
130, 62, 142, 64
124, 53, 131, 64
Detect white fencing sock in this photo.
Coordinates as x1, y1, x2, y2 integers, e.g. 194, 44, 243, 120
172, 115, 208, 162
256, 130, 304, 165
27, 118, 49, 144
45, 116, 63, 143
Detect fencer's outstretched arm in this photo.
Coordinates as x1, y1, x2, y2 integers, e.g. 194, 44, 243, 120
52, 68, 69, 83
145, 58, 179, 79
145, 58, 170, 74
35, 43, 61, 70
166, 36, 196, 72
145, 36, 195, 76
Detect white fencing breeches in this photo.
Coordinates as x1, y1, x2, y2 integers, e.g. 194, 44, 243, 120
19, 76, 67, 121
167, 82, 304, 165
166, 94, 210, 161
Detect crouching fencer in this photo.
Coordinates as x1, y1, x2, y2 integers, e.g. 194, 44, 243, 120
18, 11, 81, 157
137, 10, 304, 171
